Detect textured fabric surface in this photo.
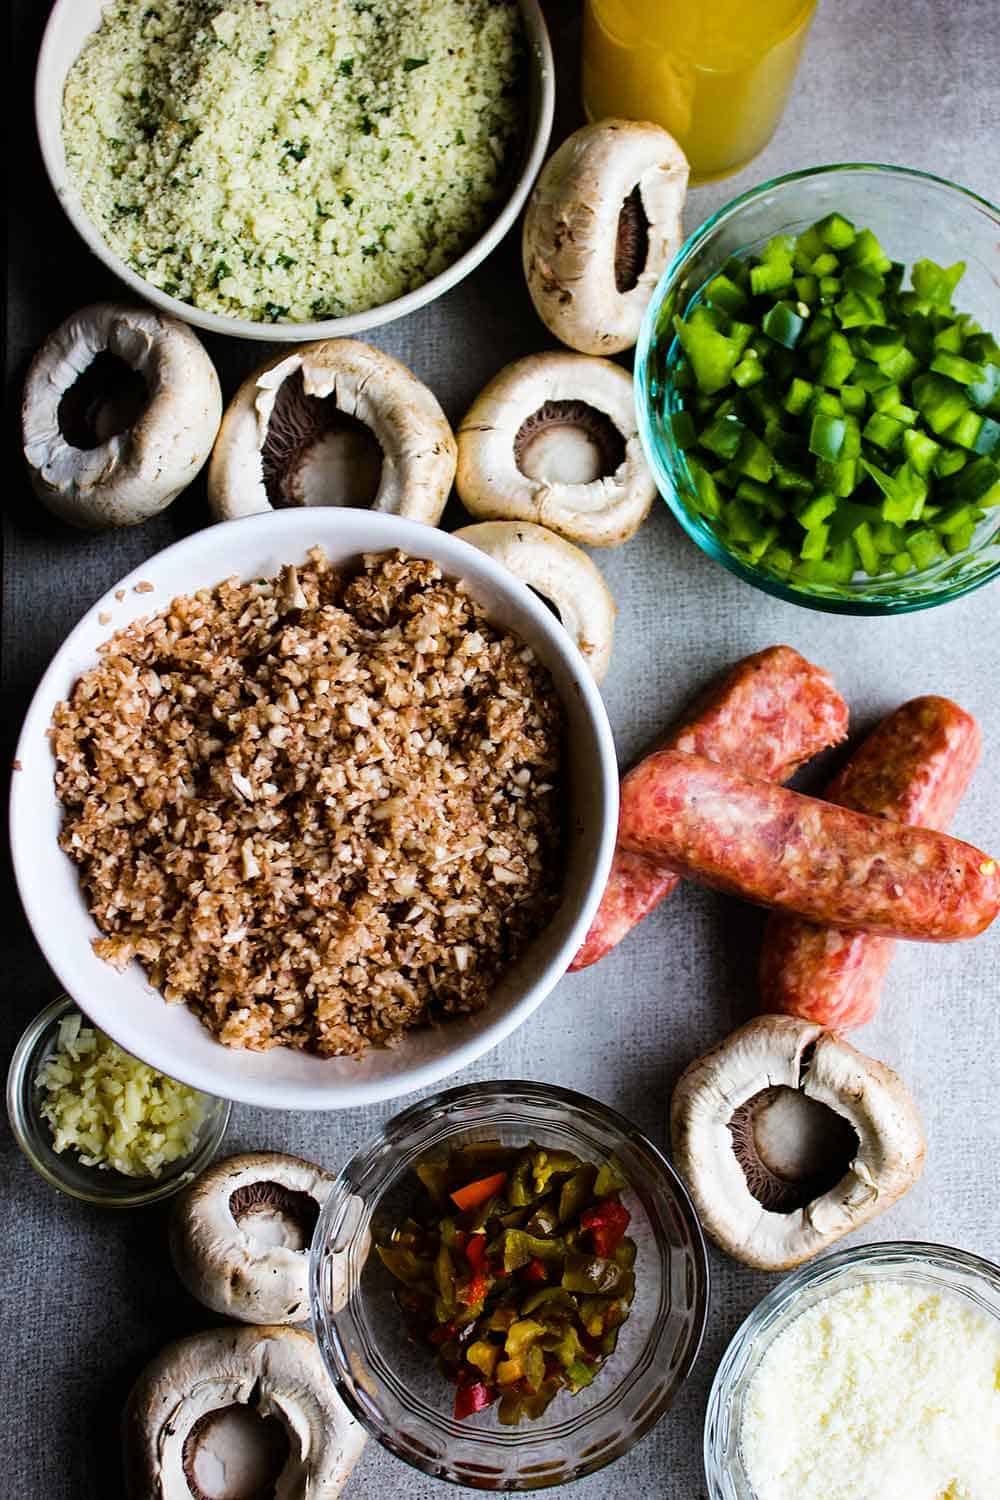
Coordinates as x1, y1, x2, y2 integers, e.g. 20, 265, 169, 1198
4, 2, 999, 1496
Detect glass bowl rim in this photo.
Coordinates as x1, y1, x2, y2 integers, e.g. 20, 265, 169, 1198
702, 1237, 1000, 1496
635, 160, 1000, 617
6, 991, 232, 1206
310, 1077, 711, 1488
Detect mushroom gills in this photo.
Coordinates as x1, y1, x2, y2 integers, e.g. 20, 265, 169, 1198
528, 586, 562, 620
514, 400, 626, 485
729, 1084, 860, 1214
262, 368, 382, 509
57, 350, 147, 449
229, 1181, 320, 1252
615, 186, 650, 294
183, 1403, 289, 1500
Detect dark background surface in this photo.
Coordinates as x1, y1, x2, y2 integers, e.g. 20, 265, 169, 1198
5, 2, 1000, 1496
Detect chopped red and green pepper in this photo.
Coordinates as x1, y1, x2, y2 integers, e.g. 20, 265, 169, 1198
664, 213, 1000, 586
375, 1142, 636, 1424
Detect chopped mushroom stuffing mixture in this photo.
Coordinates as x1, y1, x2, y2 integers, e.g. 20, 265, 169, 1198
61, 0, 526, 322
50, 550, 566, 1055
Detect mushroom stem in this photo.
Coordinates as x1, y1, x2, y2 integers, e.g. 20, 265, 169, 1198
229, 1181, 320, 1251
183, 1404, 289, 1500
514, 400, 626, 484
728, 1084, 861, 1214
260, 367, 383, 508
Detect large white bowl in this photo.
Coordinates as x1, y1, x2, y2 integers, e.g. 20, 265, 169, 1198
11, 510, 618, 1110
35, 0, 554, 342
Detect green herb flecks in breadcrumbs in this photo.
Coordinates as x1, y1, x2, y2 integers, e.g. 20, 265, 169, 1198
62, 0, 526, 322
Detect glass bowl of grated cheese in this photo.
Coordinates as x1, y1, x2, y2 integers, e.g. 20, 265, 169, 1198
7, 993, 231, 1206
704, 1239, 1000, 1500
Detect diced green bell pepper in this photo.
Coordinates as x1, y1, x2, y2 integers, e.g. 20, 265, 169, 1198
673, 307, 742, 394
762, 300, 806, 348
809, 412, 847, 460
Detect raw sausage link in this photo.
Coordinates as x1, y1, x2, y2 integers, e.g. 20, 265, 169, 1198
618, 750, 1000, 941
571, 646, 849, 969
760, 696, 982, 1026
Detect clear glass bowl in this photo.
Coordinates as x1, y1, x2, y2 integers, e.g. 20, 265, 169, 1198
6, 993, 231, 1206
703, 1240, 1000, 1498
635, 163, 1000, 614
310, 1079, 709, 1490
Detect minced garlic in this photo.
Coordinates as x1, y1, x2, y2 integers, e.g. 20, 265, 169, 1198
740, 1279, 1000, 1500
37, 1012, 208, 1177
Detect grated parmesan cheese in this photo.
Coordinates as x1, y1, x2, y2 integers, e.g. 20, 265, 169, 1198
740, 1279, 1000, 1500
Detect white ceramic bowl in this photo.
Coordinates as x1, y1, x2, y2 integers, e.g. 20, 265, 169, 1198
10, 510, 618, 1110
35, 0, 554, 342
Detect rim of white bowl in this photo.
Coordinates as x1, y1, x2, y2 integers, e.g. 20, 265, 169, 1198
35, 0, 555, 342
10, 510, 619, 1110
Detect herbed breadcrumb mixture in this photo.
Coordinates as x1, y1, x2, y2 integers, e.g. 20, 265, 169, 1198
51, 551, 566, 1057
61, 0, 526, 322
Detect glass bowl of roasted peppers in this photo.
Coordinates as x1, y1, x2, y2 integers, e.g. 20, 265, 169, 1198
636, 163, 1000, 614
310, 1079, 709, 1489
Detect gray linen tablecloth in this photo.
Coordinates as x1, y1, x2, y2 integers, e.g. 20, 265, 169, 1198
4, 1, 999, 1495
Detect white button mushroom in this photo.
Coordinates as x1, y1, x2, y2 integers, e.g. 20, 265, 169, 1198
169, 1151, 337, 1324
123, 1324, 366, 1499
208, 339, 457, 524
21, 303, 222, 528
670, 1015, 926, 1271
523, 118, 689, 355
456, 352, 656, 547
454, 520, 616, 681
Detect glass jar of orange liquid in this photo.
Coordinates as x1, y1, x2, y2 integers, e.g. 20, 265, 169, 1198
582, 0, 817, 184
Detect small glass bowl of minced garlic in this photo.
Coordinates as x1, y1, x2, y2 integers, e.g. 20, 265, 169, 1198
7, 994, 230, 1206
704, 1240, 1000, 1500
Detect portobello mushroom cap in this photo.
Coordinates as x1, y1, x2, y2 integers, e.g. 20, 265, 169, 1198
208, 339, 456, 523
670, 1015, 925, 1271
123, 1324, 366, 1500
21, 303, 222, 528
523, 118, 689, 355
454, 520, 616, 681
169, 1152, 336, 1324
455, 353, 656, 547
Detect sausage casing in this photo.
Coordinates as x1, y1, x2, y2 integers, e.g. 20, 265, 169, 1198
760, 696, 982, 1025
618, 749, 999, 942
571, 646, 848, 969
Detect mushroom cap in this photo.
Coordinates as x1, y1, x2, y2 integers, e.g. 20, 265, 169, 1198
454, 520, 616, 681
523, 118, 689, 355
21, 303, 222, 529
207, 339, 456, 523
456, 352, 656, 547
123, 1323, 366, 1500
670, 1015, 926, 1271
169, 1151, 336, 1324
